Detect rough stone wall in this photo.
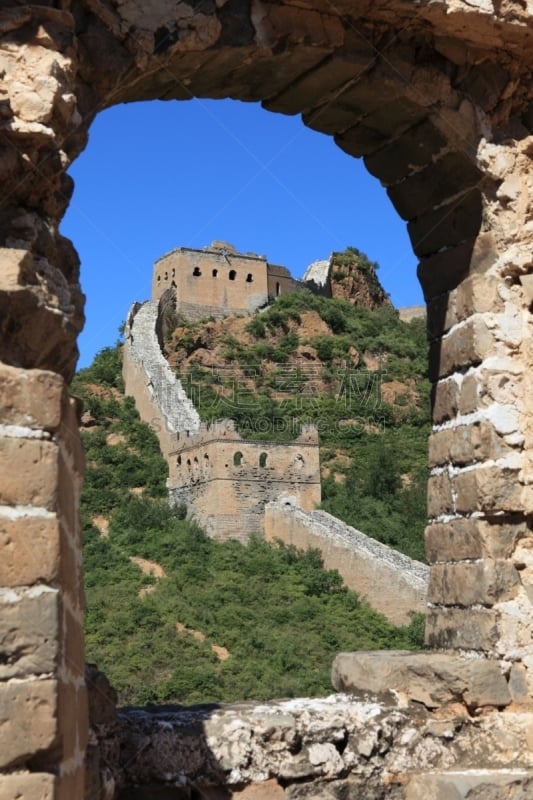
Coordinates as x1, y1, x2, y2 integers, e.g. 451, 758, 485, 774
168, 421, 321, 540
90, 688, 533, 799
2, 1, 533, 796
265, 501, 428, 625
0, 361, 87, 800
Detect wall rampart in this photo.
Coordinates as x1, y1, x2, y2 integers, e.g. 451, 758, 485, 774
123, 299, 201, 457
265, 501, 428, 625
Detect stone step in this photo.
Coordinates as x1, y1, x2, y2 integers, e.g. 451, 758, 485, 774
405, 770, 533, 799
331, 650, 511, 712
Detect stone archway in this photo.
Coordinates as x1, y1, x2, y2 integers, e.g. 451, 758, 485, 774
1, 2, 533, 797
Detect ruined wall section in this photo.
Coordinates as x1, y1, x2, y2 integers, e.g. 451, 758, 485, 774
265, 501, 428, 625
168, 421, 321, 541
123, 299, 200, 457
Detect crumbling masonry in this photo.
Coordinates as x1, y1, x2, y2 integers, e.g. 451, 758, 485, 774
2, 1, 533, 798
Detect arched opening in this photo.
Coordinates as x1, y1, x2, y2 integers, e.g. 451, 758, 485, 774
63, 92, 488, 705
246, 273, 253, 283
233, 451, 243, 467
193, 266, 201, 276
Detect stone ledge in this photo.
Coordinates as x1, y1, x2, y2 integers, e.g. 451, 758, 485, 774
331, 651, 511, 711
405, 770, 533, 800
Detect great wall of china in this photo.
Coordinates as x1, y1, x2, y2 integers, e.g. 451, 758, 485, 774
2, 1, 533, 797
122, 251, 429, 624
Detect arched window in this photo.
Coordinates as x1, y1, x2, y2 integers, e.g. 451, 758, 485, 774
259, 452, 268, 468
186, 459, 191, 467
233, 451, 243, 467
246, 273, 253, 283
229, 270, 236, 281
164, 272, 168, 280
193, 266, 201, 276
212, 268, 218, 277
177, 455, 182, 466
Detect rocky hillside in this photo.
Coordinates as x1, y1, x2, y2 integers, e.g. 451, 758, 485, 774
162, 260, 430, 561
329, 246, 392, 309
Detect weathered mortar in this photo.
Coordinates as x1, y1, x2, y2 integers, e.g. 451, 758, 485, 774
2, 0, 533, 796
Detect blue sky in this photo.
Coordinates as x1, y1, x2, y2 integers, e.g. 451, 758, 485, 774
61, 98, 423, 369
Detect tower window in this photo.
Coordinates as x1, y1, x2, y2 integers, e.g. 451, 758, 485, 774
246, 273, 253, 283
229, 270, 236, 281
193, 266, 201, 276
212, 269, 218, 277
259, 452, 268, 468
276, 282, 280, 296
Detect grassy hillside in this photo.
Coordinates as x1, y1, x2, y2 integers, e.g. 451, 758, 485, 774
75, 347, 425, 706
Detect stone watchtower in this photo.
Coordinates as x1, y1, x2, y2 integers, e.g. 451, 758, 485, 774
152, 240, 302, 321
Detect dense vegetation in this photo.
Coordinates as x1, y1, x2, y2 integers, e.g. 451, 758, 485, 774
169, 275, 430, 560
76, 347, 425, 706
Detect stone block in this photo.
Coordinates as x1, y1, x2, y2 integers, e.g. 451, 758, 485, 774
428, 561, 520, 606
331, 651, 510, 710
265, 44, 376, 115
458, 373, 479, 415
333, 123, 389, 157
431, 379, 459, 424
405, 771, 533, 800
418, 239, 477, 301
0, 362, 64, 431
508, 663, 530, 704
365, 117, 447, 185
62, 604, 85, 679
0, 772, 56, 800
0, 514, 61, 586
0, 586, 59, 679
0, 438, 58, 509
388, 152, 482, 221
427, 473, 454, 518
425, 518, 525, 563
427, 292, 457, 338
0, 679, 58, 769
359, 95, 427, 139
429, 318, 494, 381
232, 780, 288, 798
452, 273, 504, 320
408, 189, 482, 258
425, 607, 499, 650
429, 421, 513, 468
58, 679, 88, 761
454, 466, 522, 514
